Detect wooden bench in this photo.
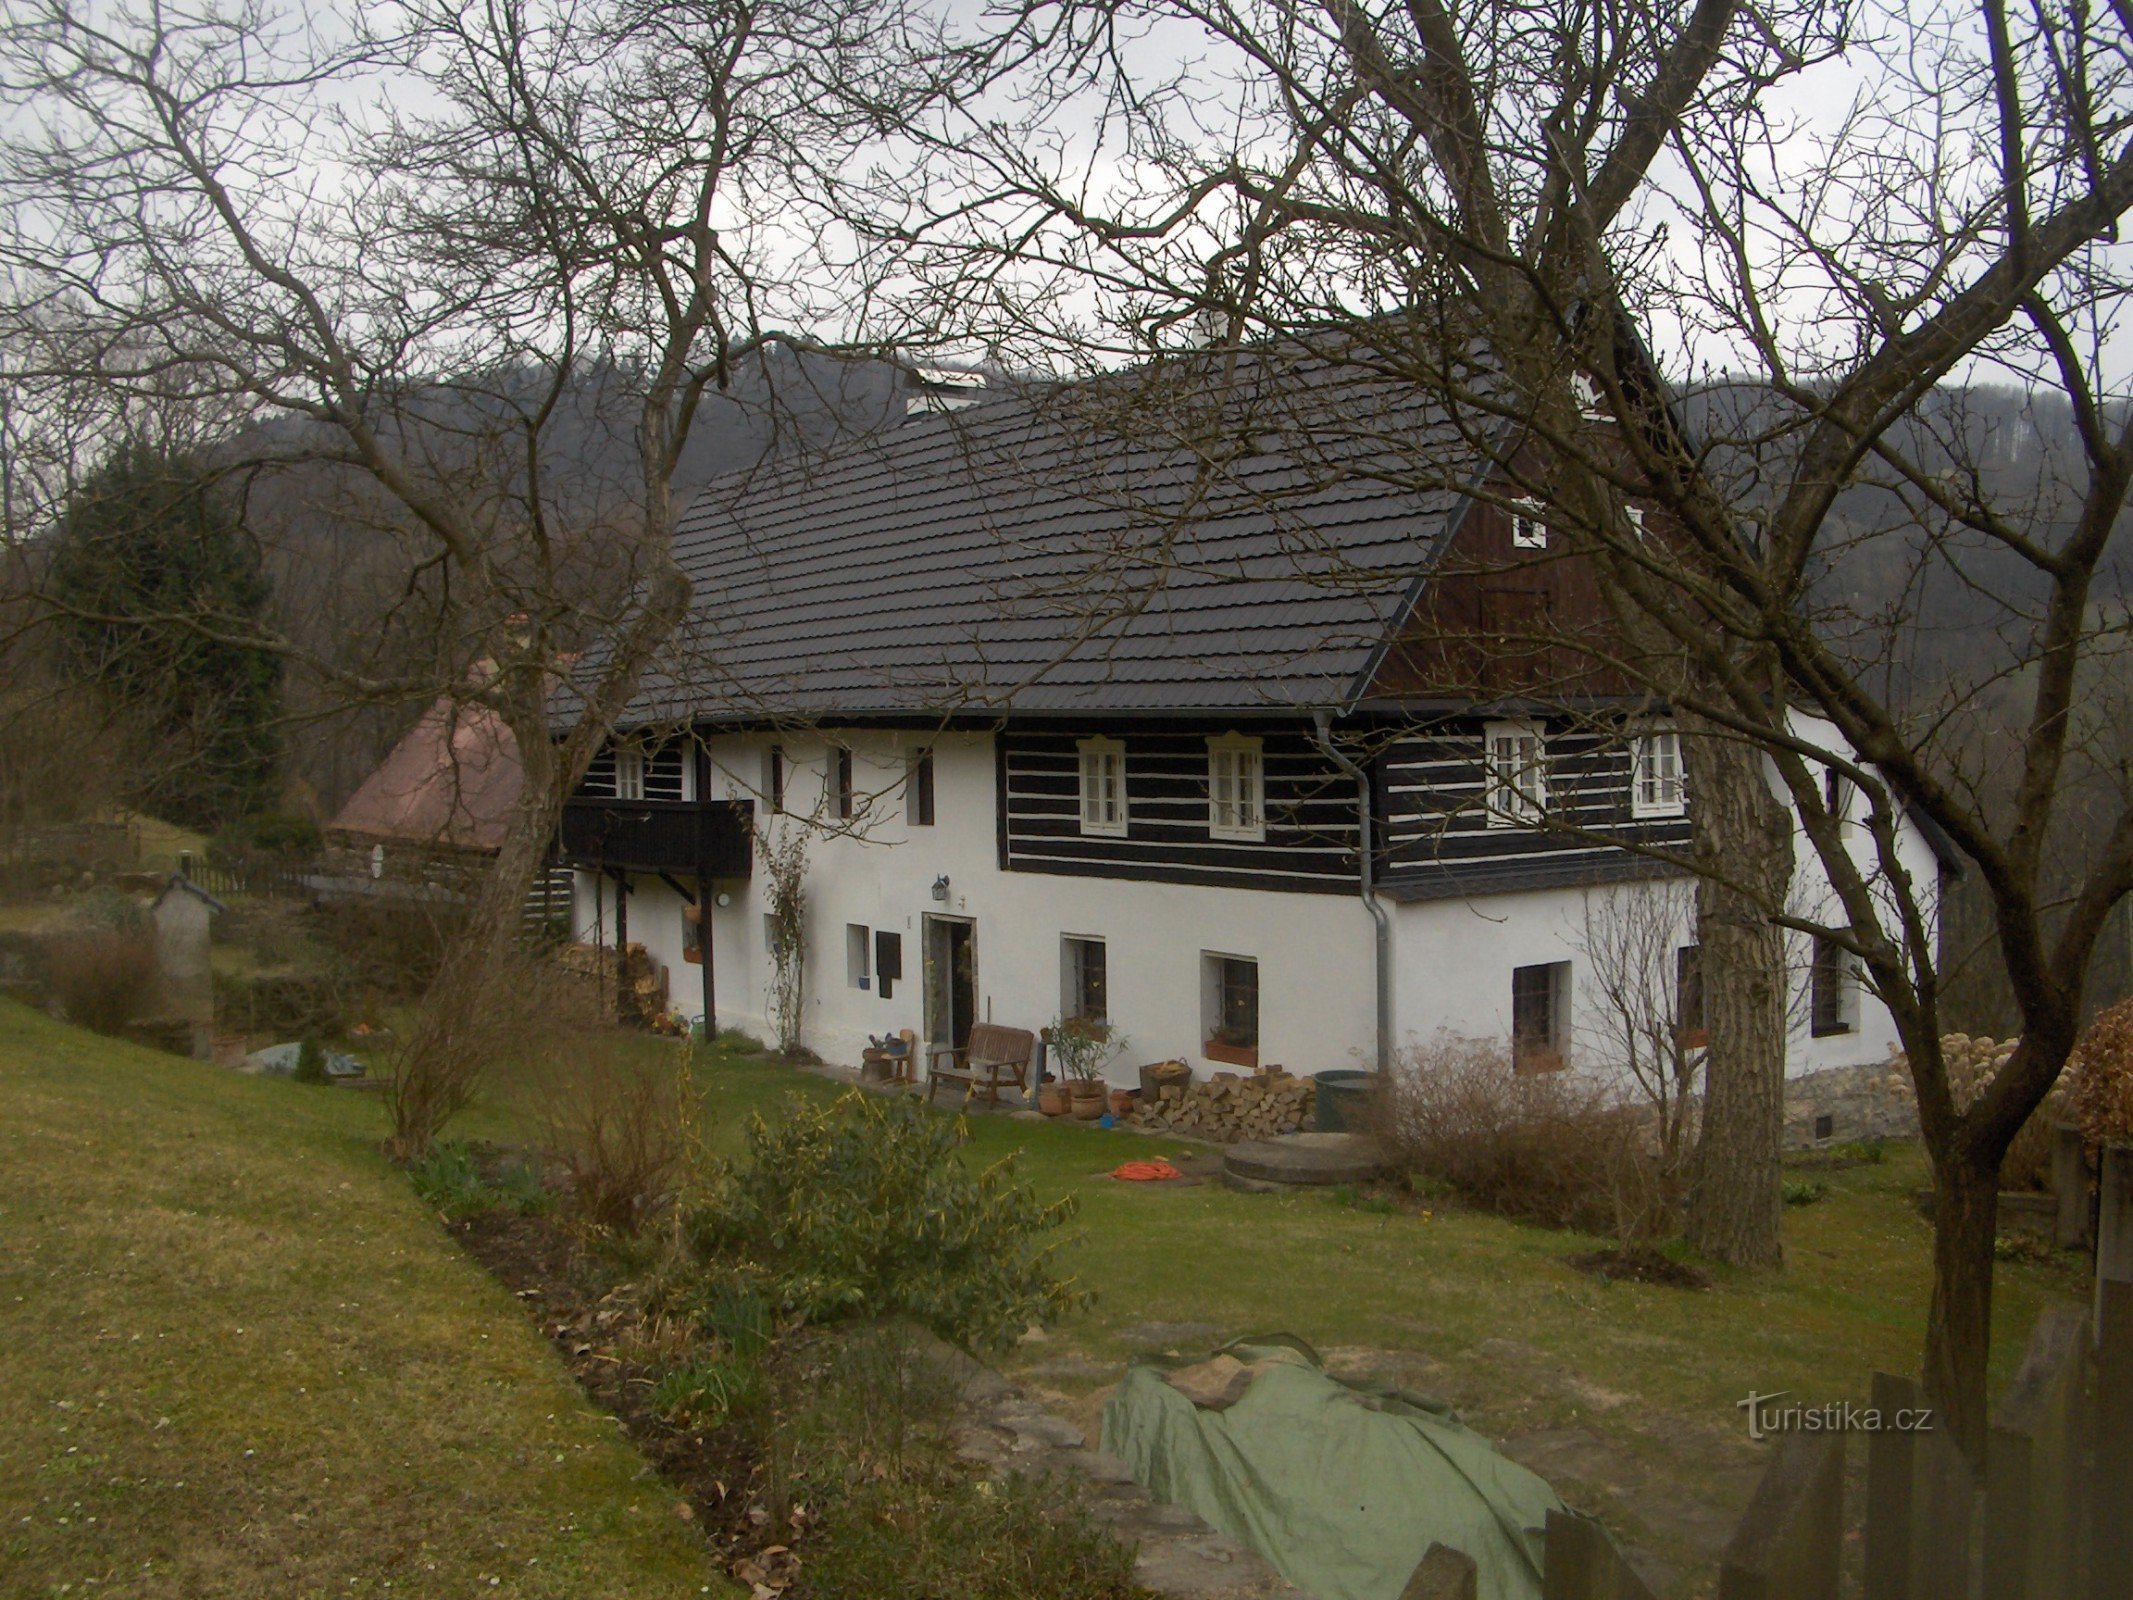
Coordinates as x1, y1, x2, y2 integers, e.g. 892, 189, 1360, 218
926, 1023, 1037, 1106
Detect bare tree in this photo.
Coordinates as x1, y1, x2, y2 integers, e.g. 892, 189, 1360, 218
1573, 879, 1703, 1183
896, 0, 2133, 1456
0, 0, 1014, 1150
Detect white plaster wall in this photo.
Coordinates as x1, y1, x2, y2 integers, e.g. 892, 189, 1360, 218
574, 729, 1379, 1085
1386, 711, 1944, 1079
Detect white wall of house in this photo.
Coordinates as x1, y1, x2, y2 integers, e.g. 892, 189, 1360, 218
567, 714, 1944, 1089
1386, 714, 1946, 1079
571, 729, 1379, 1086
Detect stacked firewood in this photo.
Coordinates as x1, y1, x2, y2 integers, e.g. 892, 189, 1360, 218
1127, 1068, 1316, 1143
556, 941, 668, 1026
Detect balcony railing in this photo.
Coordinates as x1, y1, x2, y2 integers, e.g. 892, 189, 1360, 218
557, 797, 754, 877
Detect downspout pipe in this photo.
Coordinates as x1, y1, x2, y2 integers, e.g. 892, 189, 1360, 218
1313, 710, 1392, 1075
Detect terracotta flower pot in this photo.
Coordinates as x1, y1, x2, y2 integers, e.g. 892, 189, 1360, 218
1069, 1082, 1106, 1120
1109, 1088, 1138, 1118
1037, 1083, 1070, 1116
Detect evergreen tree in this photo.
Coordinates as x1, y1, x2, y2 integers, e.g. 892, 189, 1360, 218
47, 444, 281, 827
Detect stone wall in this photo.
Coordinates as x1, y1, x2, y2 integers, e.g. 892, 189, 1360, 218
1779, 1033, 2028, 1150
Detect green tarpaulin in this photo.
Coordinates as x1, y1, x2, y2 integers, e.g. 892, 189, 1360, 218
1100, 1338, 1564, 1600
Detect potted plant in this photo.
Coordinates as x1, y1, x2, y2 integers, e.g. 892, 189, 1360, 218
1036, 1072, 1070, 1116
1045, 1015, 1124, 1120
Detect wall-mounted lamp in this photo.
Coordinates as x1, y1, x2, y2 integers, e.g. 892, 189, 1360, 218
714, 891, 733, 909
930, 874, 951, 902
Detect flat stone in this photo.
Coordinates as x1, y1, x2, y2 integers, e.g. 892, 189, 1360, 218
1118, 1320, 1225, 1349
1223, 1132, 1387, 1187
1006, 1413, 1087, 1450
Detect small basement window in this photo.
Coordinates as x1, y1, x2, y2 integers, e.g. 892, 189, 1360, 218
1632, 727, 1686, 818
1512, 961, 1570, 1072
846, 923, 871, 990
1202, 953, 1259, 1069
764, 746, 785, 814
907, 749, 935, 826
1207, 734, 1266, 841
1810, 934, 1857, 1037
1062, 935, 1107, 1026
1078, 737, 1127, 837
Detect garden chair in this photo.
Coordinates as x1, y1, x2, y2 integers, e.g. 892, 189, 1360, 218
925, 1023, 1037, 1106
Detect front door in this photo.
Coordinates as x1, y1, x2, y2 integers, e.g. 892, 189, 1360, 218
922, 915, 977, 1053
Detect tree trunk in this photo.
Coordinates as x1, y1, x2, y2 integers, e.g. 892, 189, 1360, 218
1682, 717, 1795, 1268
1922, 1142, 1999, 1463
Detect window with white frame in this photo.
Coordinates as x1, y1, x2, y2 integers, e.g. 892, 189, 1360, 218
1206, 734, 1266, 841
907, 748, 935, 826
1077, 737, 1127, 836
1631, 727, 1686, 817
1810, 934, 1859, 1037
1512, 961, 1571, 1070
1061, 935, 1107, 1025
614, 746, 646, 801
1572, 372, 1607, 419
1510, 498, 1548, 549
1484, 720, 1548, 826
1623, 504, 1647, 537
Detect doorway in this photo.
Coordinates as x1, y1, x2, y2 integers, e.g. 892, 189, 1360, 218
923, 915, 977, 1053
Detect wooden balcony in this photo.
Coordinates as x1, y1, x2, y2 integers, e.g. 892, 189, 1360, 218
557, 798, 754, 877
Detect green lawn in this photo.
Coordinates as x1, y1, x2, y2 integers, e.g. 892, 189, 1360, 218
643, 1050, 2083, 1585
0, 1002, 723, 1600
0, 1004, 2086, 1596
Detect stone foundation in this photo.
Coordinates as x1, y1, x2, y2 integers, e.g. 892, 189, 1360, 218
1781, 1060, 1921, 1149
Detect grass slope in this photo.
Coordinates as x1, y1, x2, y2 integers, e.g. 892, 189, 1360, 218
0, 1003, 721, 1600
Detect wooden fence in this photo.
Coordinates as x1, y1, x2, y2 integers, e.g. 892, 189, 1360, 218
1706, 1270, 2131, 1599
1411, 1143, 2133, 1600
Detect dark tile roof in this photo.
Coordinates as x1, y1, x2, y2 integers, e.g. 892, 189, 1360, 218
570, 352, 1486, 727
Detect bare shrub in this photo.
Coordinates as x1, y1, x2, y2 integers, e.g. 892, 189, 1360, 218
1377, 1030, 1661, 1237
543, 1053, 696, 1235
45, 923, 156, 1034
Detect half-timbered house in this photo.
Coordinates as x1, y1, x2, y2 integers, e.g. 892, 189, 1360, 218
554, 360, 1948, 1087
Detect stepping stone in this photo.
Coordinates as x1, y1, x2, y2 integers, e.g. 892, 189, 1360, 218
1222, 1132, 1387, 1188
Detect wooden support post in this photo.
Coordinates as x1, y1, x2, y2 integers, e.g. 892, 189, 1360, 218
2098, 1145, 2133, 1340
2096, 1278, 2133, 1600
1985, 1306, 2087, 1600
697, 866, 716, 1040
1540, 1510, 1657, 1600
2057, 1124, 2093, 1250
1913, 1421, 1975, 1600
1399, 1544, 1477, 1600
612, 869, 630, 1023
1719, 1432, 1845, 1600
1864, 1373, 1919, 1600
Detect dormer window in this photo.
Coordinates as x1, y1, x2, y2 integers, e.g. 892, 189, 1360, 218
1623, 504, 1647, 537
1078, 737, 1127, 836
1631, 727, 1686, 818
1510, 498, 1548, 550
1207, 734, 1266, 841
1484, 719, 1548, 827
614, 746, 646, 801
